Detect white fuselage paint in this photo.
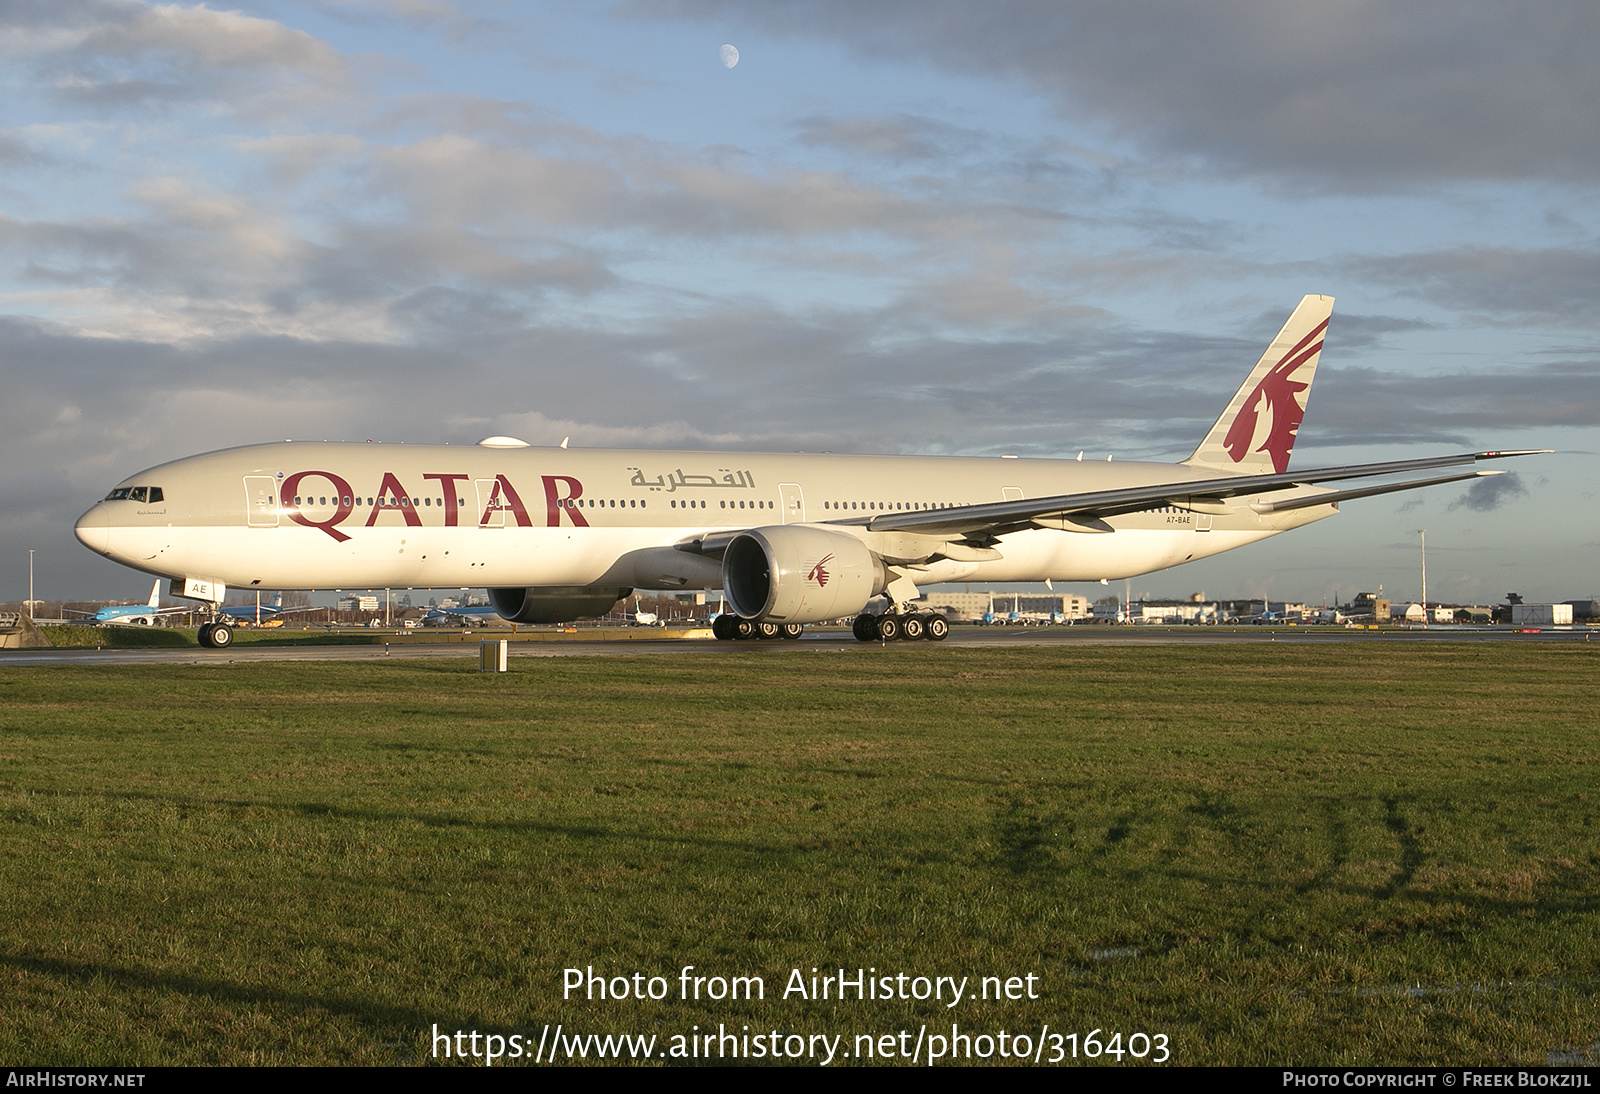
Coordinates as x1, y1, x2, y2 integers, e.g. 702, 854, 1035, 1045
75, 441, 1335, 593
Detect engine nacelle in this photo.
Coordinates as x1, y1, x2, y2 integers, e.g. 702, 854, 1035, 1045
488, 586, 631, 624
722, 525, 881, 623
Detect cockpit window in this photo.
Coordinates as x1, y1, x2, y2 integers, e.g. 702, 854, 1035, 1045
104, 485, 164, 502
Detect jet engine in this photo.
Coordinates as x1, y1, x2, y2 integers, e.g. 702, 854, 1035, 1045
722, 525, 881, 623
487, 586, 631, 624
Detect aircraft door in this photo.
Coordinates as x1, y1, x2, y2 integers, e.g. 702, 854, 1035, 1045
779, 483, 804, 524
244, 476, 279, 527
475, 479, 505, 527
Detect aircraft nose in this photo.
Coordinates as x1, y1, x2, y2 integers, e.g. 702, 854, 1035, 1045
75, 506, 111, 555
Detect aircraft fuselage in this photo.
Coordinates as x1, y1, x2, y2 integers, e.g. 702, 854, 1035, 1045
73, 441, 1332, 594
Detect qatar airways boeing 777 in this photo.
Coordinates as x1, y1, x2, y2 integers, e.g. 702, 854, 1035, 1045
74, 296, 1542, 648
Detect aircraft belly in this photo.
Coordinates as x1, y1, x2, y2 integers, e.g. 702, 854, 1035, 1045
114, 522, 733, 591
966, 527, 1279, 582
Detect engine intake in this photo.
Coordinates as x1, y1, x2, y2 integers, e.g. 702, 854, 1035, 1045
488, 586, 631, 624
722, 525, 880, 623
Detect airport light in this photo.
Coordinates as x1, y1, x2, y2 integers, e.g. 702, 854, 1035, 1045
1418, 529, 1427, 626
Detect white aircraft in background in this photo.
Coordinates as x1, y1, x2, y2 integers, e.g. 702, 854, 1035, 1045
64, 579, 190, 626
74, 296, 1545, 649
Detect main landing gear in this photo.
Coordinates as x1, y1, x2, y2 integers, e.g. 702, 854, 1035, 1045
852, 612, 949, 642
197, 620, 234, 649
712, 615, 804, 641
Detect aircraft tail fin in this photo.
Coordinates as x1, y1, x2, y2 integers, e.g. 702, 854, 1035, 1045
147, 579, 162, 608
1185, 294, 1333, 474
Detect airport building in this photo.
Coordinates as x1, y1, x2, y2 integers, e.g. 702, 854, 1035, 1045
1512, 603, 1574, 626
918, 592, 1091, 622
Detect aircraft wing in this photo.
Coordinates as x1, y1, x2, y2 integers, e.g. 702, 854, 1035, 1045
829, 449, 1546, 540
678, 449, 1544, 560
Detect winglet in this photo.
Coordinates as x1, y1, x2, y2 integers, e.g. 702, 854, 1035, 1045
1186, 295, 1334, 474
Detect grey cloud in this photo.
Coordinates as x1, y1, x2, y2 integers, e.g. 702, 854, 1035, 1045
311, 0, 498, 42
794, 113, 984, 163
1306, 361, 1600, 447
6, 0, 349, 112
0, 132, 52, 167
658, 1, 1600, 187
1450, 472, 1529, 512
1316, 311, 1434, 350
362, 132, 1061, 243
1347, 246, 1600, 327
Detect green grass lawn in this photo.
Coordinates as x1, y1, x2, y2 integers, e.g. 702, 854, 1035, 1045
1, 644, 1597, 1066
38, 625, 398, 648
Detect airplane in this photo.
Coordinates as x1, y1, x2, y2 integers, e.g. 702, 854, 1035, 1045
980, 593, 1024, 626
72, 295, 1547, 650
421, 603, 499, 626
215, 591, 321, 626
64, 579, 190, 626
631, 597, 663, 627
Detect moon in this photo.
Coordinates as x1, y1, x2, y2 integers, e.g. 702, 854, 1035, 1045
720, 43, 739, 68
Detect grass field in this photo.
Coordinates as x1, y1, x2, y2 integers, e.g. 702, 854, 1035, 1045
37, 625, 397, 649
1, 644, 1597, 1066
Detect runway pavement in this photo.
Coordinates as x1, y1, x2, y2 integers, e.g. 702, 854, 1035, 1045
2, 624, 1593, 667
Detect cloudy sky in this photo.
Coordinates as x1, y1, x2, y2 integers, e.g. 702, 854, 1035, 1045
3, 0, 1596, 606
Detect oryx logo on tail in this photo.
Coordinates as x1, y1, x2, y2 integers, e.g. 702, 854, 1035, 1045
1185, 294, 1334, 476
1221, 317, 1327, 473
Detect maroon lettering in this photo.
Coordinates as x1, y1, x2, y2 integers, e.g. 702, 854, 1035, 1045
480, 474, 536, 527
365, 472, 422, 527
281, 471, 355, 543
423, 473, 469, 527
541, 475, 588, 527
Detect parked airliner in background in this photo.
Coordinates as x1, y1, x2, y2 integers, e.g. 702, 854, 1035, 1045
421, 604, 498, 627
74, 296, 1545, 648
215, 591, 321, 627
63, 579, 190, 626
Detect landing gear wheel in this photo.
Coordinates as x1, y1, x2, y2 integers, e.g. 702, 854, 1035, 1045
780, 623, 804, 639
900, 614, 925, 641
197, 622, 215, 648
712, 614, 737, 641
852, 614, 878, 642
925, 614, 950, 641
208, 622, 233, 650
757, 621, 781, 639
875, 615, 901, 641
734, 618, 756, 640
